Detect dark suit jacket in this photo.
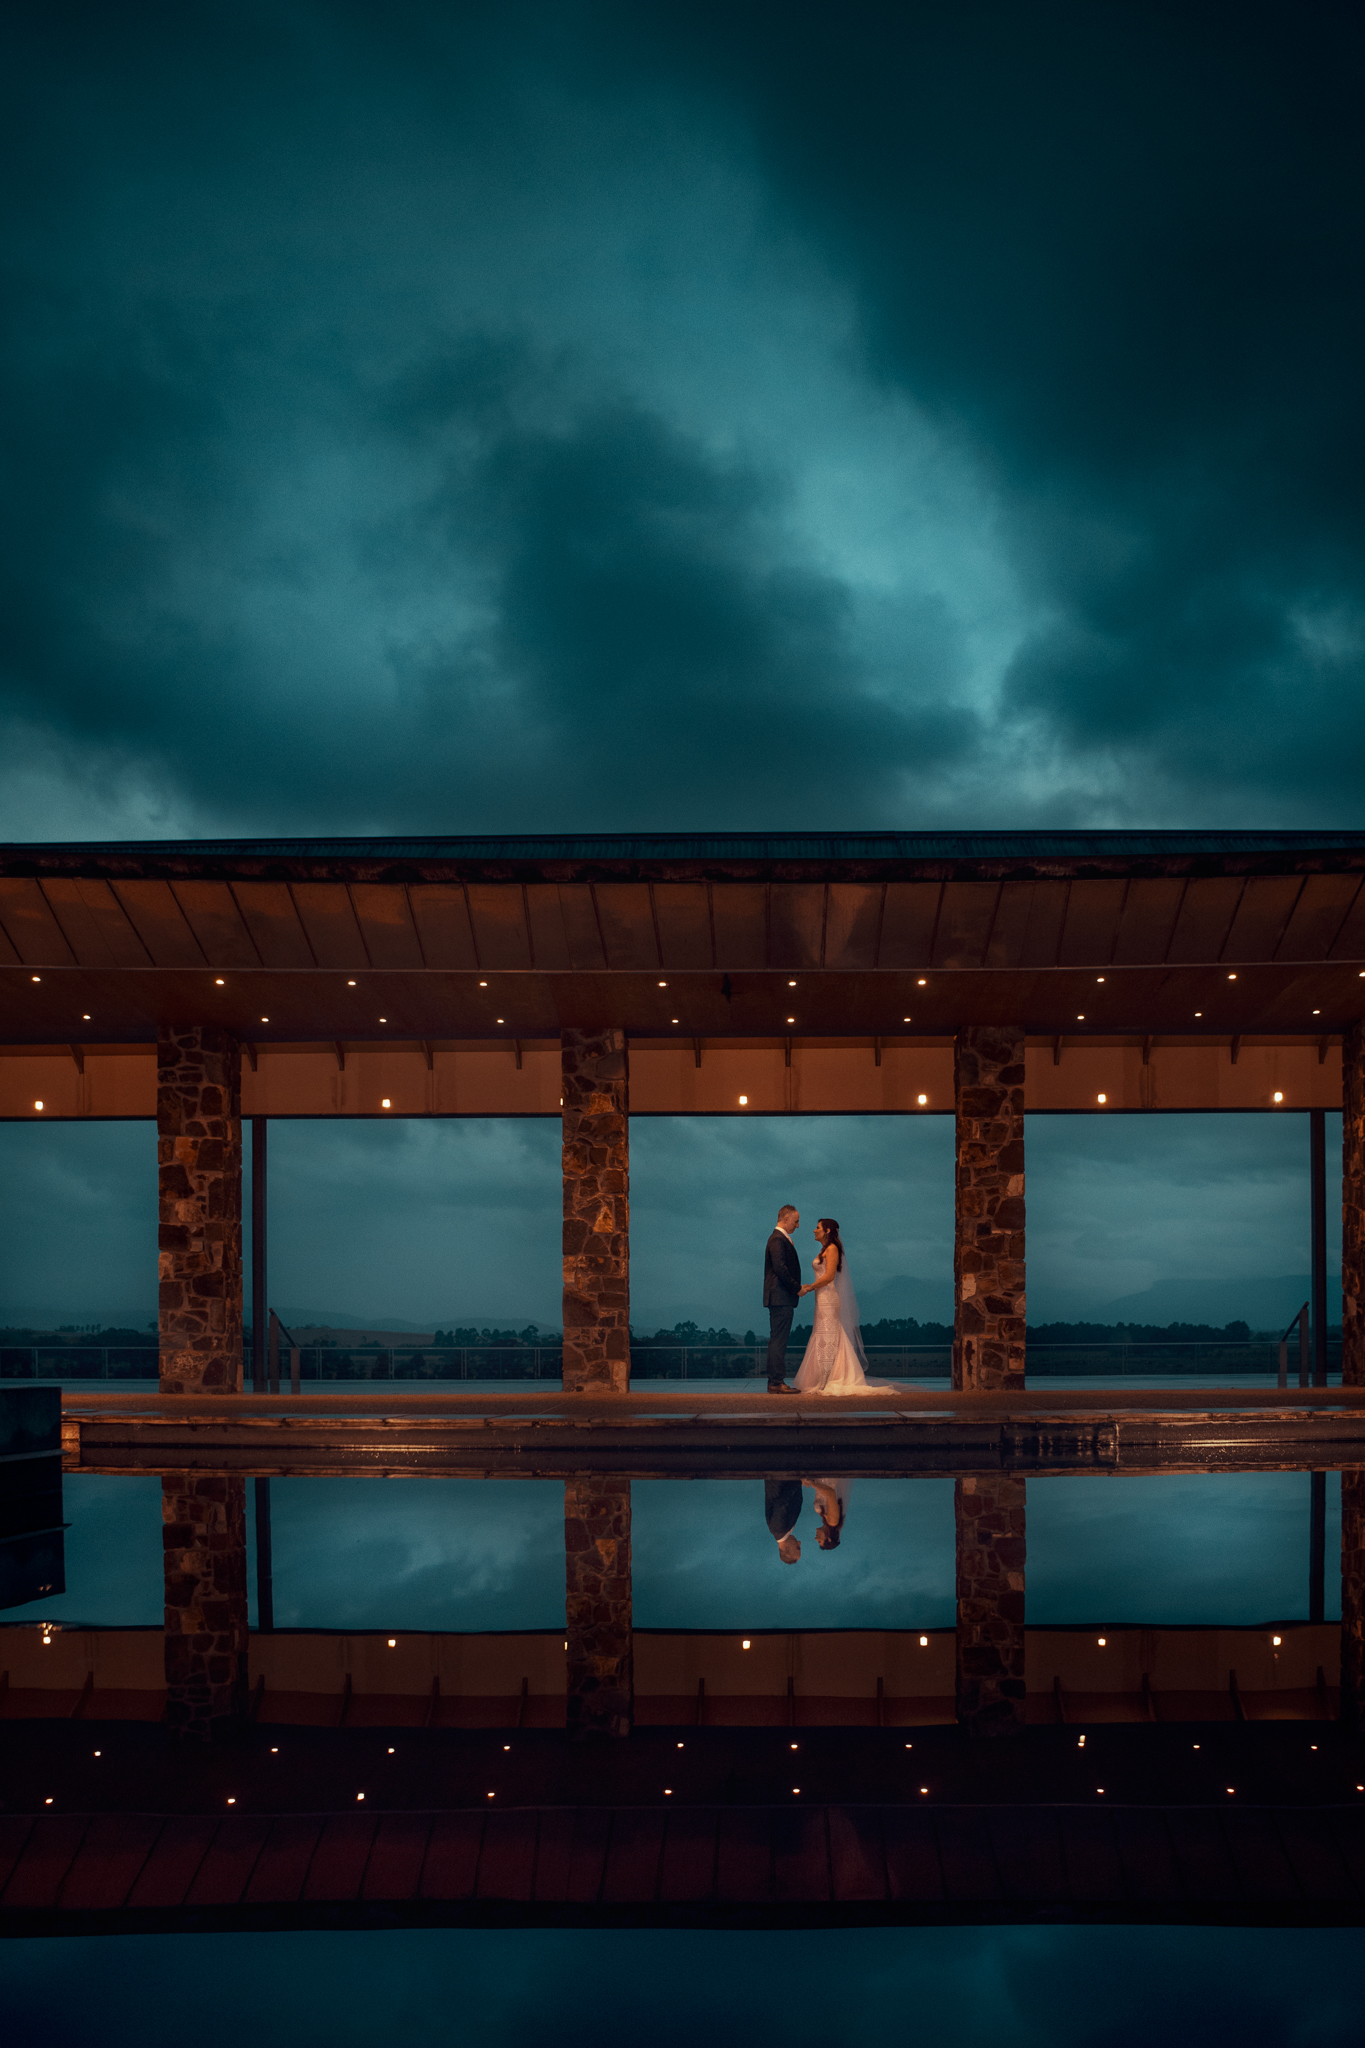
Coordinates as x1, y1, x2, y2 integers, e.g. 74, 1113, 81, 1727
763, 1228, 802, 1309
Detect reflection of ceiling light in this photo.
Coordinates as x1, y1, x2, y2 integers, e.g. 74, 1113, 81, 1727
1273, 1091, 1284, 1103
738, 1095, 748, 1106
33, 1100, 43, 1112
917, 1093, 928, 1105
1097, 1093, 1107, 1104
381, 1098, 391, 1109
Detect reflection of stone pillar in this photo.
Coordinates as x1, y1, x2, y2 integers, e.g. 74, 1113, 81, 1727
1344, 1022, 1365, 1387
158, 1025, 243, 1395
1343, 1471, 1365, 1732
564, 1479, 632, 1737
163, 1478, 248, 1740
954, 1025, 1025, 1392
955, 1475, 1026, 1735
562, 1028, 630, 1394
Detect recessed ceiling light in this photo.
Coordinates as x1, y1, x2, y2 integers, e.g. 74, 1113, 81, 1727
82, 1014, 90, 1021
788, 980, 797, 987
1096, 976, 1105, 983
31, 974, 40, 982
671, 1017, 678, 1023
1313, 1009, 1321, 1015
658, 980, 667, 987
903, 1016, 911, 1022
917, 977, 927, 986
1228, 972, 1237, 980
1077, 1013, 1085, 1020
214, 977, 223, 985
786, 1015, 795, 1023
347, 979, 356, 986
260, 1017, 268, 1023
496, 1017, 504, 1024
479, 980, 488, 987
1195, 1011, 1202, 1017
379, 1016, 387, 1023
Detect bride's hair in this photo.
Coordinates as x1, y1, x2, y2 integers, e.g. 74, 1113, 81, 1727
816, 1218, 845, 1270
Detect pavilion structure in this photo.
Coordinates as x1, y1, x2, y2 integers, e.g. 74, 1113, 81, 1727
5, 829, 1365, 1739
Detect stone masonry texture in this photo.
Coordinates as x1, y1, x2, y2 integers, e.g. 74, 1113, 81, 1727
954, 1024, 1025, 1392
1344, 1021, 1365, 1387
955, 1475, 1027, 1735
158, 1024, 243, 1395
562, 1028, 630, 1393
564, 1478, 633, 1737
1343, 1471, 1365, 1731
163, 1477, 248, 1740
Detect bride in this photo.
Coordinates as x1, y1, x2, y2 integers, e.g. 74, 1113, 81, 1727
794, 1218, 892, 1394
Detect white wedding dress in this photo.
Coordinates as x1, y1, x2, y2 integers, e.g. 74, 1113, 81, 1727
794, 1250, 892, 1394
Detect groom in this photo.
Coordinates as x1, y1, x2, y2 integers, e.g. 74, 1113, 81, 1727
763, 1203, 802, 1394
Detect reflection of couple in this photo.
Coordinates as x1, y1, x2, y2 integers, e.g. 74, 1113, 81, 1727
766, 1476, 849, 1565
763, 1204, 891, 1395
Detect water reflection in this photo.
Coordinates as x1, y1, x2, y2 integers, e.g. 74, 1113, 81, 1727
11, 1468, 1349, 1637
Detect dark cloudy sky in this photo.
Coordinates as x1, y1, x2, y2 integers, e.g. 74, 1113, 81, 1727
0, 5, 1358, 1333
1, 0, 1362, 838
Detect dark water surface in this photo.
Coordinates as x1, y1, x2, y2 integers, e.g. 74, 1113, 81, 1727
28, 1464, 1342, 1631
1, 1924, 1362, 2048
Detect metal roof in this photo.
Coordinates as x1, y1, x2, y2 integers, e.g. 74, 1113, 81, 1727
4, 831, 1365, 1044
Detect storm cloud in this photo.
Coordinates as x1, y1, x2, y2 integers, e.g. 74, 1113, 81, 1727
2, 1, 1357, 835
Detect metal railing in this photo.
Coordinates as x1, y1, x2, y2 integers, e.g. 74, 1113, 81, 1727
0, 1339, 1345, 1381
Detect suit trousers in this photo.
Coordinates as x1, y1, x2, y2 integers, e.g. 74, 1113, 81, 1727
767, 1302, 795, 1387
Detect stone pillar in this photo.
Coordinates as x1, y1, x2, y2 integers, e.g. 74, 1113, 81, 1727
1343, 1021, 1365, 1387
955, 1475, 1027, 1735
954, 1025, 1026, 1391
1342, 1470, 1365, 1732
163, 1477, 248, 1739
564, 1478, 632, 1737
561, 1028, 630, 1393
158, 1025, 243, 1395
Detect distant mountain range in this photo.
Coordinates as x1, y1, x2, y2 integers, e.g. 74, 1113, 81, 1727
2, 1274, 1339, 1344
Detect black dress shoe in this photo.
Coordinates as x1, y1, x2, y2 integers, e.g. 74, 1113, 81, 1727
766, 1382, 797, 1394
